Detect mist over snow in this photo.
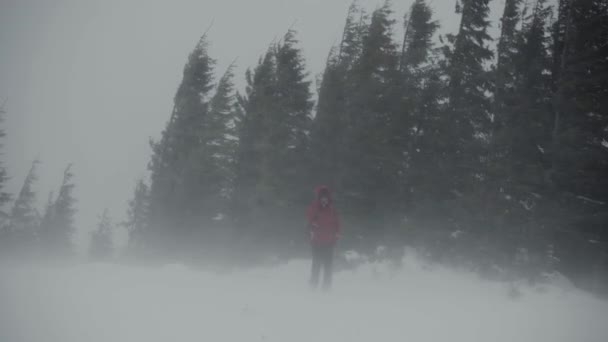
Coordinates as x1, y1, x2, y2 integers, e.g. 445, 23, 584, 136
2, 253, 607, 342
0, 0, 520, 253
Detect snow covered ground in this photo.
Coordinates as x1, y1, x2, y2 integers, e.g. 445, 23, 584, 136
2, 253, 608, 342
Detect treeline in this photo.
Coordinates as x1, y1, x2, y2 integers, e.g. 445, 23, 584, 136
125, 0, 607, 287
0, 108, 115, 260
0, 108, 79, 259
0, 0, 606, 291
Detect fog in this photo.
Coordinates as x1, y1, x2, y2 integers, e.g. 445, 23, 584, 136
2, 253, 607, 342
2, 0, 607, 341
0, 0, 500, 253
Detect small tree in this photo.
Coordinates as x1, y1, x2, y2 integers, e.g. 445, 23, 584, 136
7, 160, 41, 253
39, 165, 77, 257
125, 179, 150, 255
0, 105, 11, 212
89, 209, 113, 260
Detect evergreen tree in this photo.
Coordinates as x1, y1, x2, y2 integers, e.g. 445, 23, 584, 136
233, 30, 313, 252
0, 106, 11, 213
550, 0, 608, 200
310, 2, 368, 188
89, 209, 113, 260
340, 0, 400, 238
338, 1, 368, 70
39, 165, 77, 256
493, 0, 523, 134
442, 0, 494, 226
147, 33, 216, 253
206, 63, 240, 205
486, 0, 555, 265
396, 0, 444, 227
273, 29, 314, 208
124, 179, 150, 255
233, 47, 278, 231
7, 160, 40, 252
548, 0, 608, 277
400, 0, 440, 71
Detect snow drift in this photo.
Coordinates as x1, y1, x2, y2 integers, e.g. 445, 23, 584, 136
1, 253, 607, 342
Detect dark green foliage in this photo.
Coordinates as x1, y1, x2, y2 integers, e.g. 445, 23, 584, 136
310, 2, 368, 190
0, 160, 40, 256
89, 209, 113, 260
233, 30, 313, 251
397, 0, 444, 220
125, 179, 149, 255
0, 106, 11, 210
125, 1, 607, 290
439, 0, 494, 233
146, 34, 222, 255
9, 160, 40, 247
233, 48, 279, 230
39, 165, 77, 257
401, 0, 439, 70
546, 0, 608, 290
340, 1, 401, 231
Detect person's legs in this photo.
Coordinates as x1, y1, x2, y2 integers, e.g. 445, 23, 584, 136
322, 244, 335, 290
310, 245, 321, 288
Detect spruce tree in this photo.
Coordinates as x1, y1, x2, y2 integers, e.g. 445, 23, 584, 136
233, 48, 278, 231
89, 209, 113, 260
549, 0, 608, 268
488, 0, 555, 263
400, 0, 439, 71
0, 106, 11, 211
397, 0, 443, 225
39, 165, 76, 256
310, 2, 368, 189
273, 30, 314, 209
7, 160, 40, 252
124, 179, 149, 255
442, 0, 494, 227
233, 30, 313, 252
206, 63, 240, 204
147, 33, 216, 253
340, 0, 400, 238
492, 0, 523, 137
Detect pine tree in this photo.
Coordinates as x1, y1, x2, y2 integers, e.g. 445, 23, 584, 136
338, 1, 368, 70
125, 179, 149, 255
492, 0, 523, 134
0, 106, 11, 213
147, 33, 216, 253
89, 209, 113, 260
206, 63, 240, 204
310, 2, 368, 188
397, 0, 444, 224
273, 29, 314, 208
548, 0, 608, 274
442, 0, 494, 223
550, 0, 608, 199
39, 165, 77, 256
233, 47, 278, 230
486, 0, 555, 264
7, 160, 40, 252
400, 0, 439, 71
340, 0, 400, 237
233, 30, 313, 252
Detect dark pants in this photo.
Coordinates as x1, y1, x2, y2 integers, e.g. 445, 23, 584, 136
310, 243, 335, 289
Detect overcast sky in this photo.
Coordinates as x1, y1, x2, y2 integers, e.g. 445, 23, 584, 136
0, 0, 510, 252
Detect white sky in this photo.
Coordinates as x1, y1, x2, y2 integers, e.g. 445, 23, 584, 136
0, 0, 509, 252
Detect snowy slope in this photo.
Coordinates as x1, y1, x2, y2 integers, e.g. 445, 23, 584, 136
2, 254, 607, 342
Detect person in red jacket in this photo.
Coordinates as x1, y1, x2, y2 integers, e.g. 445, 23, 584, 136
306, 185, 341, 289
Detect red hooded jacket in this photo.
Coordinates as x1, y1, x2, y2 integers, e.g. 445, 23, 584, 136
307, 186, 341, 245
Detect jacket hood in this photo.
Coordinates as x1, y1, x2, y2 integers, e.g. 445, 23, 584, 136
315, 185, 333, 202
